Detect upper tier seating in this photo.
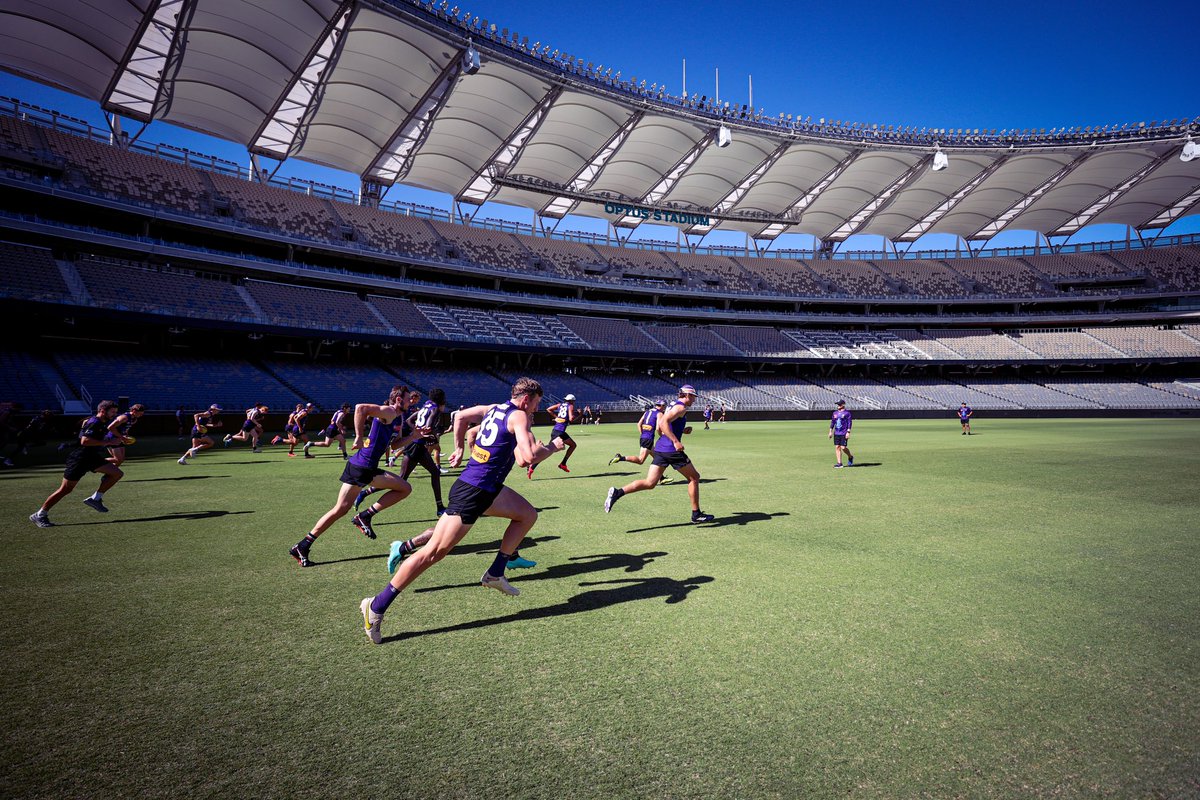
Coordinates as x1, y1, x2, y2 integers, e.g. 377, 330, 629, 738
1084, 325, 1200, 358
1023, 252, 1133, 280
669, 253, 756, 292
429, 220, 530, 273
951, 257, 1046, 295
806, 259, 894, 297
263, 361, 401, 411
336, 205, 445, 260
559, 316, 667, 353
245, 280, 388, 333
639, 325, 743, 357
599, 247, 683, 284
1108, 245, 1200, 291
710, 325, 807, 357
522, 236, 606, 281
873, 260, 969, 297
736, 257, 826, 295
53, 352, 296, 410
0, 241, 70, 303
366, 296, 444, 338
389, 365, 513, 408
207, 173, 339, 241
1004, 329, 1126, 359
75, 258, 257, 322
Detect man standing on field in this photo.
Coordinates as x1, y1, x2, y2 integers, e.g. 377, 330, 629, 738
829, 400, 854, 468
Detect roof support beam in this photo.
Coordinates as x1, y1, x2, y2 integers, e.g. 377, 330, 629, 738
972, 152, 1090, 240
457, 85, 563, 204
753, 150, 860, 239
101, 0, 198, 122
364, 51, 465, 186
1145, 181, 1200, 232
616, 132, 712, 228
540, 110, 644, 218
898, 155, 1010, 241
686, 142, 791, 234
1056, 151, 1177, 236
249, 0, 356, 158
826, 155, 930, 241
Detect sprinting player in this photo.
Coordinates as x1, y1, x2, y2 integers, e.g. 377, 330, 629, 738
305, 403, 351, 459
288, 403, 314, 457
528, 393, 577, 476
225, 404, 268, 451
3, 409, 55, 465
288, 387, 425, 568
720, 404, 728, 423
30, 400, 128, 526
829, 400, 854, 468
603, 385, 714, 524
423, 393, 451, 475
178, 404, 223, 465
593, 406, 602, 425
384, 392, 418, 467
359, 389, 448, 517
106, 403, 145, 467
359, 377, 567, 644
702, 404, 713, 430
958, 402, 973, 435
271, 403, 303, 447
609, 400, 671, 471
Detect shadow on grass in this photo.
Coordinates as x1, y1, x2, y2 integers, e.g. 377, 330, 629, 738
842, 462, 883, 468
414, 550, 667, 594
625, 510, 788, 534
447, 534, 562, 556
535, 470, 634, 480
127, 475, 232, 482
385, 575, 713, 642
60, 509, 254, 525
312, 552, 386, 566
374, 507, 560, 528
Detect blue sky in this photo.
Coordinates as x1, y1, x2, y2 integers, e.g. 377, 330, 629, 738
1, 0, 1197, 249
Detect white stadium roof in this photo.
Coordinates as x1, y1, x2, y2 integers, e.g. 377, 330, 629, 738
2, 0, 1198, 242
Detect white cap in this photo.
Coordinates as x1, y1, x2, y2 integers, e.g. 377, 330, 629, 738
564, 394, 576, 401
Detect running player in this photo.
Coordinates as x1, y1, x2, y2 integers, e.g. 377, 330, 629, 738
287, 403, 314, 457
178, 404, 223, 465
609, 400, 664, 467
358, 389, 448, 516
272, 403, 303, 447
358, 377, 566, 644
225, 403, 267, 451
829, 400, 854, 468
106, 403, 144, 467
703, 404, 713, 430
304, 403, 351, 458
603, 385, 714, 523
288, 386, 424, 568
958, 402, 973, 435
528, 393, 576, 477
30, 400, 128, 526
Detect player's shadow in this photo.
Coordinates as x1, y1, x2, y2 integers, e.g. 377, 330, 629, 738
448, 534, 561, 556
547, 471, 630, 480
415, 550, 668, 594
377, 508, 561, 528
127, 475, 231, 482
844, 462, 883, 468
662, 477, 728, 485
625, 510, 789, 534
385, 575, 713, 642
210, 460, 275, 465
313, 553, 385, 566
62, 509, 254, 525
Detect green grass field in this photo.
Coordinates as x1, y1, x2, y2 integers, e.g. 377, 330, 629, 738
2, 418, 1198, 799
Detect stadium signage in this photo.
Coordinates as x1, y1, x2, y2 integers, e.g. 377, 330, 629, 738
603, 202, 711, 227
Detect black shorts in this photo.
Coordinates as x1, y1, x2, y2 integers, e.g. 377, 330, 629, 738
833, 434, 848, 447
325, 425, 340, 438
638, 436, 653, 451
651, 450, 692, 471
445, 479, 501, 525
63, 448, 108, 482
552, 430, 575, 446
402, 441, 438, 475
241, 420, 256, 432
340, 461, 382, 487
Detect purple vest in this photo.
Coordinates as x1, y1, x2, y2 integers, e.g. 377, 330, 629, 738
459, 402, 518, 492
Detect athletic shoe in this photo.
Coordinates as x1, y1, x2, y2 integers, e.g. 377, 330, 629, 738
271, 436, 282, 445
82, 497, 109, 513
387, 540, 406, 575
833, 463, 844, 469
558, 463, 570, 473
527, 465, 535, 479
360, 597, 382, 645
354, 487, 374, 511
288, 452, 297, 458
222, 435, 232, 447
847, 457, 854, 467
608, 453, 622, 465
289, 544, 311, 568
660, 474, 674, 484
480, 573, 519, 596
604, 486, 621, 513
304, 453, 316, 459
691, 510, 715, 523
177, 456, 188, 465
508, 555, 537, 569
29, 511, 54, 528
439, 468, 449, 476
352, 513, 376, 540
252, 447, 263, 453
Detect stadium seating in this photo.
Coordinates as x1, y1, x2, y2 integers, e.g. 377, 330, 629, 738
75, 258, 258, 322
0, 350, 63, 410
53, 352, 297, 410
388, 365, 512, 408
337, 204, 446, 260
1022, 252, 1133, 280
245, 280, 388, 333
709, 325, 807, 357
522, 236, 608, 281
1004, 329, 1126, 360
0, 241, 71, 303
959, 379, 1099, 409
365, 295, 444, 339
806, 259, 894, 297
429, 220, 531, 273
873, 260, 969, 297
816, 379, 934, 410
411, 302, 472, 341
639, 325, 743, 357
1083, 326, 1200, 358
889, 329, 967, 360
559, 316, 667, 353
487, 368, 627, 408
669, 253, 756, 292
887, 378, 1021, 410
735, 257, 826, 295
1041, 378, 1195, 409
1107, 245, 1200, 291
733, 375, 843, 409
925, 330, 1040, 360
951, 257, 1046, 295
580, 372, 679, 404
262, 361, 400, 411
207, 172, 339, 241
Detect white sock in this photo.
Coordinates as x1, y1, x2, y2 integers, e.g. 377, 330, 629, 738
35, 508, 47, 517
187, 448, 197, 458
91, 491, 104, 501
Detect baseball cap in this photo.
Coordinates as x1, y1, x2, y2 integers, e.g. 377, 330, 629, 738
564, 393, 576, 401
836, 399, 846, 407
654, 399, 665, 407
209, 403, 223, 411
680, 385, 698, 396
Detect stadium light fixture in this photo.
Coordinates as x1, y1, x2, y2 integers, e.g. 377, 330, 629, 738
1181, 136, 1198, 163
717, 125, 732, 148
463, 40, 481, 74
931, 144, 949, 172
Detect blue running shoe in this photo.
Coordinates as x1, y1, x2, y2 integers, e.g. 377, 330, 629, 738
847, 456, 854, 467
387, 540, 406, 575
354, 487, 374, 512
508, 555, 537, 569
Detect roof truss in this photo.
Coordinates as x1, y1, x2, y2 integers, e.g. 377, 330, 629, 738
249, 0, 355, 158
754, 150, 860, 239
616, 130, 713, 228
899, 156, 1010, 241
1055, 151, 1178, 236
101, 0, 198, 122
685, 142, 792, 235
827, 156, 930, 241
364, 50, 464, 186
972, 152, 1090, 239
457, 84, 563, 204
541, 110, 644, 218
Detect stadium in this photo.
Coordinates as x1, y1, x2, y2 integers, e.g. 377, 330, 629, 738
1, 0, 1197, 797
